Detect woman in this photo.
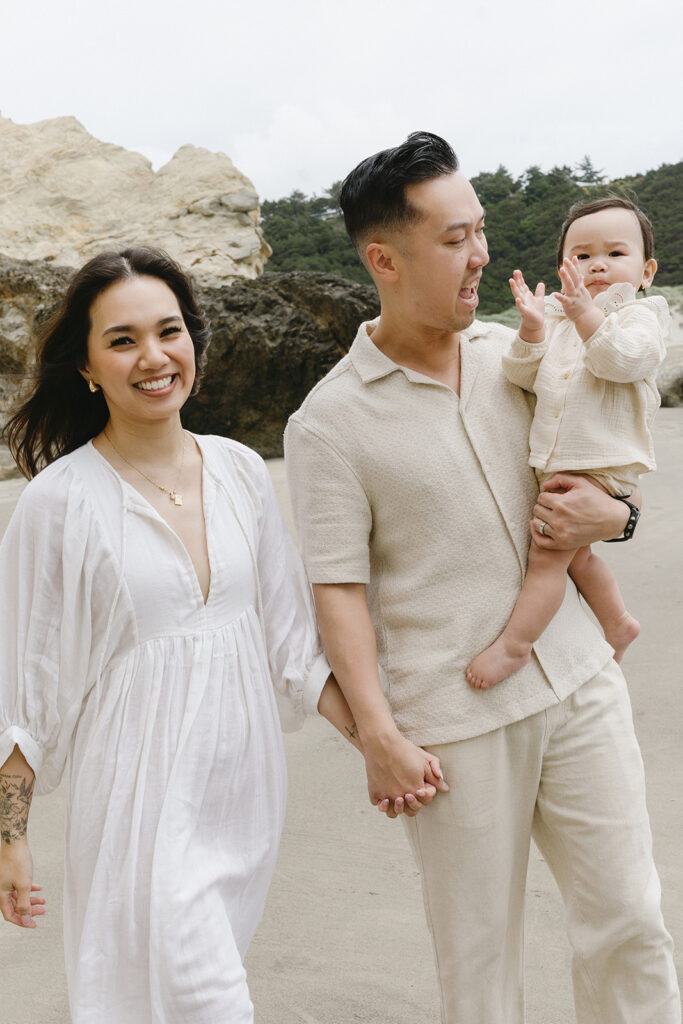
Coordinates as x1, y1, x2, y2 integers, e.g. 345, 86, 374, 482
0, 247, 443, 1022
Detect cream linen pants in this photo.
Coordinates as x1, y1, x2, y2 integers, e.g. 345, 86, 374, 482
403, 660, 680, 1024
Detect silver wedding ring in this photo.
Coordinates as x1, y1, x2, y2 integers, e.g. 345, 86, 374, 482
538, 520, 548, 536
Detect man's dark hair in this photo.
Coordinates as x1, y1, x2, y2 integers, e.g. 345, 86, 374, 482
339, 131, 459, 252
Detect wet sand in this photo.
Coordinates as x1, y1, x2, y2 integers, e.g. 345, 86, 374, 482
1, 411, 682, 1022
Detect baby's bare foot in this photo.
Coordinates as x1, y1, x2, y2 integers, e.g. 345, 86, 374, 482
604, 612, 640, 663
466, 636, 532, 690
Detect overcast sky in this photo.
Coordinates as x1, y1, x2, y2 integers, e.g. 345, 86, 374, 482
1, 0, 681, 200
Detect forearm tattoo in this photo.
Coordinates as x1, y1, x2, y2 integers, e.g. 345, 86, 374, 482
344, 722, 358, 741
0, 773, 34, 844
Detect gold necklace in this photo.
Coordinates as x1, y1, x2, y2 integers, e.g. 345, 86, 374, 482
104, 429, 187, 506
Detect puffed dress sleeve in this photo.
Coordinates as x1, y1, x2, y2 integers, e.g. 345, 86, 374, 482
255, 461, 331, 731
0, 467, 118, 794
224, 442, 331, 732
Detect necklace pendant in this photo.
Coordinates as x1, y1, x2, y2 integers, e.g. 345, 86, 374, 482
170, 491, 183, 507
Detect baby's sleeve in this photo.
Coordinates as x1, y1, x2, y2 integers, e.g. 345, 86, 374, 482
583, 299, 669, 383
502, 333, 548, 392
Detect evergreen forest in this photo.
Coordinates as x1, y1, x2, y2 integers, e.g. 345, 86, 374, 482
260, 158, 683, 314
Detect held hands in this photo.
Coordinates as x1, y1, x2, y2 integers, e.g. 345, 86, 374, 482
0, 839, 45, 928
509, 269, 545, 343
363, 728, 449, 820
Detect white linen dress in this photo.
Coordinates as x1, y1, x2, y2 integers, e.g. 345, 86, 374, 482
0, 434, 330, 1023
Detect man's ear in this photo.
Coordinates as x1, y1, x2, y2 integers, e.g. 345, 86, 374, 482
365, 241, 400, 283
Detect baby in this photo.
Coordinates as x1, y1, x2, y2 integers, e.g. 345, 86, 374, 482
467, 196, 670, 689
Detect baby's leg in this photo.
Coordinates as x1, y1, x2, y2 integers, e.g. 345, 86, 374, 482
569, 546, 640, 662
466, 543, 576, 690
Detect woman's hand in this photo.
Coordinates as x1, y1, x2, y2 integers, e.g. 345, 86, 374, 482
376, 763, 444, 820
363, 733, 448, 820
0, 840, 45, 928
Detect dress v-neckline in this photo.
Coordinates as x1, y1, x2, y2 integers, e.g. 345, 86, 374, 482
88, 436, 214, 608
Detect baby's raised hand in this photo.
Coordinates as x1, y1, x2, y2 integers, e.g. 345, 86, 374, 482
553, 257, 606, 340
509, 269, 545, 343
554, 257, 594, 320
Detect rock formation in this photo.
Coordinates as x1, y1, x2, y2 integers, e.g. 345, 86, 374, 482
0, 256, 71, 419
0, 116, 271, 285
182, 272, 380, 456
0, 255, 379, 458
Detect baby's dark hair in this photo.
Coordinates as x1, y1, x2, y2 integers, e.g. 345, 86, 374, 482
339, 131, 459, 253
556, 195, 654, 269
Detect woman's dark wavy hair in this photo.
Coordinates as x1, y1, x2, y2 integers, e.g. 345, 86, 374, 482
3, 247, 210, 479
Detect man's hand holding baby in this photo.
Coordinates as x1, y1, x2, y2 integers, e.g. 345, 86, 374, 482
532, 473, 637, 550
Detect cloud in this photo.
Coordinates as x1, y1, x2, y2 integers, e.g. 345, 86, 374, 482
233, 101, 403, 199
1, 0, 681, 201
134, 145, 177, 172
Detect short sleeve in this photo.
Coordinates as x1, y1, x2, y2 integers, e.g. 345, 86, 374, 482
0, 470, 116, 793
284, 417, 372, 583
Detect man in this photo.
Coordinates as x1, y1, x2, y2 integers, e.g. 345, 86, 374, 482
284, 132, 680, 1022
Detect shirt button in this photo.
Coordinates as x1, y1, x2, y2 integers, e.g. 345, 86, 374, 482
563, 372, 570, 379
554, 411, 560, 418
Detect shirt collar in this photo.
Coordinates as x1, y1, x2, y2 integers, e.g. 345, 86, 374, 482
348, 316, 487, 385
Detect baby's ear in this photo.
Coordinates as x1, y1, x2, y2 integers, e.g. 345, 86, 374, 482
641, 257, 657, 290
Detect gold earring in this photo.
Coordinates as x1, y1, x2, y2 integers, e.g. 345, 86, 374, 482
88, 380, 100, 393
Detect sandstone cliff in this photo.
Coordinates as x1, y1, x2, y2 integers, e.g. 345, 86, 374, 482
0, 116, 271, 285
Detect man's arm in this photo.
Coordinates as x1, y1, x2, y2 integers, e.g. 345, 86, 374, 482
532, 474, 641, 549
313, 582, 448, 813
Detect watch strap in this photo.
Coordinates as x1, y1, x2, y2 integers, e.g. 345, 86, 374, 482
604, 496, 640, 543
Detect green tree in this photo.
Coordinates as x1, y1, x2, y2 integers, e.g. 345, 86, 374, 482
261, 189, 369, 284
574, 155, 606, 185
259, 160, 683, 309
611, 162, 683, 284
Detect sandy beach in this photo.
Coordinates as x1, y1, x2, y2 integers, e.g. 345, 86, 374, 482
1, 413, 681, 1022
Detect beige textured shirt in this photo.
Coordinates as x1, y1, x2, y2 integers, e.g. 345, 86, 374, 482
285, 318, 612, 746
502, 283, 669, 483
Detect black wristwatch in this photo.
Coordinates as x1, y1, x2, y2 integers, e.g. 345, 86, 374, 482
604, 496, 640, 542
